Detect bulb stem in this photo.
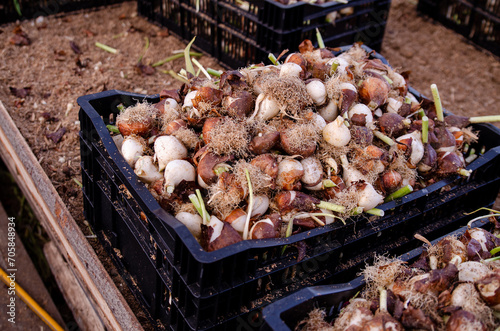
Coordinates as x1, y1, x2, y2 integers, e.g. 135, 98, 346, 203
316, 28, 325, 49
379, 288, 388, 313
365, 208, 384, 217
207, 68, 222, 77
469, 115, 500, 123
373, 130, 395, 146
152, 51, 202, 67
317, 201, 346, 213
330, 61, 339, 75
268, 53, 278, 65
421, 115, 429, 144
95, 42, 117, 54
458, 168, 472, 177
384, 185, 413, 202
242, 169, 254, 240
490, 246, 500, 256
431, 84, 444, 122
465, 154, 477, 164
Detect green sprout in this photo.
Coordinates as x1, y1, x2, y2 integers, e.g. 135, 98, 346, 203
106, 124, 120, 133
242, 169, 254, 240
188, 189, 210, 224
184, 37, 197, 76
14, 0, 21, 16
430, 84, 444, 122
137, 36, 150, 63
95, 42, 117, 54
152, 52, 202, 67
421, 115, 429, 144
268, 53, 278, 65
373, 130, 395, 146
315, 28, 325, 48
384, 185, 413, 202
207, 68, 222, 77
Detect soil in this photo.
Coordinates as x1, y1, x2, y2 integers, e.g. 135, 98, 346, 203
0, 0, 498, 329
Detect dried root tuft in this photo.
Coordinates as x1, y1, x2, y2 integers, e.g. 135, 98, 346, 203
207, 118, 250, 157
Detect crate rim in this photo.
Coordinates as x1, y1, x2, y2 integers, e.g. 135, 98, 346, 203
77, 50, 500, 264
261, 0, 384, 12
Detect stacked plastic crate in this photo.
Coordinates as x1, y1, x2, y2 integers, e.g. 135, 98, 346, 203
137, 0, 391, 68
418, 0, 499, 56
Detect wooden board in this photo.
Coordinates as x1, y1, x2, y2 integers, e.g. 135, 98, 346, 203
0, 101, 142, 331
0, 202, 65, 330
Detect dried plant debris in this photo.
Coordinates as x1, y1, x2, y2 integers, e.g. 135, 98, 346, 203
9, 86, 31, 98
46, 127, 67, 144
9, 26, 30, 46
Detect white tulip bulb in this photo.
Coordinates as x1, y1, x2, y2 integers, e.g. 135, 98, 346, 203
357, 183, 384, 211
323, 116, 351, 147
175, 212, 202, 237
279, 63, 303, 78
154, 135, 188, 171
306, 80, 327, 106
164, 160, 196, 189
121, 135, 146, 168
134, 156, 163, 184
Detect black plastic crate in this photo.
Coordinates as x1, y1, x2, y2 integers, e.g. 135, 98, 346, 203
261, 217, 494, 330
78, 78, 500, 330
0, 0, 126, 24
137, 0, 391, 68
418, 0, 500, 56
79, 90, 347, 331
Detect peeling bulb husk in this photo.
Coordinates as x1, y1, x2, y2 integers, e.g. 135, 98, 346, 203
251, 93, 280, 121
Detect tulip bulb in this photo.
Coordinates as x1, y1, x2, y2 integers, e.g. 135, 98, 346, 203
301, 157, 324, 190
154, 135, 188, 171
386, 97, 403, 114
121, 135, 146, 168
327, 57, 349, 75
134, 156, 163, 184
318, 99, 339, 122
249, 214, 280, 240
458, 262, 491, 283
182, 90, 198, 110
323, 116, 351, 147
249, 218, 276, 240
382, 170, 402, 192
164, 160, 196, 190
396, 131, 424, 166
306, 80, 327, 106
225, 209, 247, 233
208, 216, 224, 243
175, 212, 202, 237
348, 103, 373, 127
277, 159, 304, 191
280, 62, 303, 78
163, 98, 180, 116
357, 182, 384, 211
340, 154, 367, 185
310, 113, 327, 130
251, 195, 270, 218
